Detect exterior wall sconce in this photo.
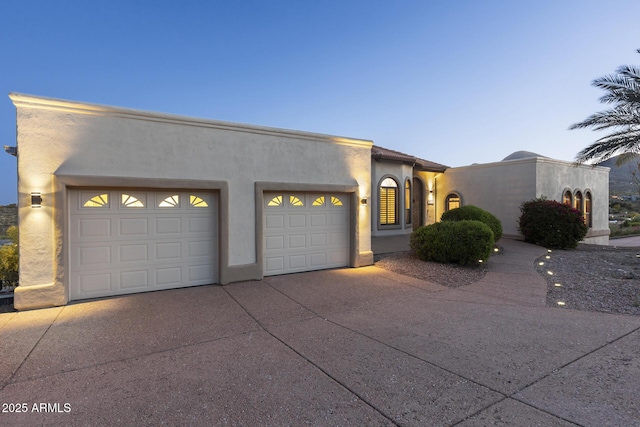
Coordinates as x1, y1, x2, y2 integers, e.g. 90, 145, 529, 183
4, 145, 17, 156
31, 192, 42, 208
360, 197, 368, 205
427, 189, 434, 205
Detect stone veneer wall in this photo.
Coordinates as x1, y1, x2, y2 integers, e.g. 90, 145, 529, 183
0, 205, 18, 236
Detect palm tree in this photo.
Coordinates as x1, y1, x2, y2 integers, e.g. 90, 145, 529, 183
570, 49, 640, 165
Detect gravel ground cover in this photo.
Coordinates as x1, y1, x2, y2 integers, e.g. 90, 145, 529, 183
374, 252, 487, 288
376, 244, 640, 316
536, 244, 640, 316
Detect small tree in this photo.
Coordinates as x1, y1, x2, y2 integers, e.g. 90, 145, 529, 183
0, 225, 19, 288
518, 199, 588, 249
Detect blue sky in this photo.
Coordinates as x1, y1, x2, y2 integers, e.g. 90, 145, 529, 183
1, 0, 639, 205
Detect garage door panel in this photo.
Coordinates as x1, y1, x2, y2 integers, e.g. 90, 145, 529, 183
310, 233, 327, 246
329, 249, 348, 264
156, 266, 182, 286
79, 273, 112, 294
188, 240, 212, 257
266, 214, 285, 229
119, 218, 148, 236
156, 242, 182, 260
156, 217, 182, 234
330, 231, 348, 246
288, 214, 306, 227
120, 270, 148, 290
119, 244, 149, 263
78, 218, 112, 239
264, 192, 349, 276
309, 253, 327, 266
79, 245, 111, 266
70, 190, 218, 300
289, 254, 307, 269
289, 234, 306, 248
310, 214, 327, 227
265, 257, 284, 273
188, 264, 213, 282
330, 212, 347, 226
266, 235, 284, 250
187, 217, 211, 233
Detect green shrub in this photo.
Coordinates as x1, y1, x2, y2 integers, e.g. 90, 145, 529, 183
0, 225, 18, 287
518, 198, 588, 249
441, 205, 503, 241
410, 220, 494, 266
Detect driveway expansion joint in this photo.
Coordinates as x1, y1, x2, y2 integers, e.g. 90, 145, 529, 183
222, 285, 402, 426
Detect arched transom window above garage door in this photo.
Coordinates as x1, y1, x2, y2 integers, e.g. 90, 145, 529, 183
83, 193, 109, 208
80, 192, 211, 210
266, 194, 345, 208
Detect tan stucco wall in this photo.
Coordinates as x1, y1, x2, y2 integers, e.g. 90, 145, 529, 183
11, 93, 373, 309
437, 157, 610, 244
437, 159, 538, 237
414, 171, 440, 226
535, 159, 610, 244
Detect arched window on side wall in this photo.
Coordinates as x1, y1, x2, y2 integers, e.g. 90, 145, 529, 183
445, 193, 461, 211
585, 191, 592, 227
379, 177, 399, 226
563, 190, 572, 206
574, 191, 583, 218
405, 179, 412, 227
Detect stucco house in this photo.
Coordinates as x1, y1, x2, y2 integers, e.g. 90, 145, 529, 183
435, 151, 610, 245
6, 94, 609, 310
369, 147, 609, 245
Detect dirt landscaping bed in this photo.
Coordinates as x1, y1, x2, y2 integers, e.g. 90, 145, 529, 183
374, 252, 487, 288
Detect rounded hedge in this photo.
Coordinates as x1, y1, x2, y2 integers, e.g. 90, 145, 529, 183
518, 198, 588, 249
441, 205, 503, 241
410, 220, 494, 266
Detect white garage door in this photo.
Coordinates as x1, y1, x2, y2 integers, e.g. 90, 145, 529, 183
69, 189, 217, 300
264, 192, 350, 276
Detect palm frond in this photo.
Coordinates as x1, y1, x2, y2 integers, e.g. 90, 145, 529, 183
572, 49, 640, 163
575, 130, 640, 163
569, 106, 640, 130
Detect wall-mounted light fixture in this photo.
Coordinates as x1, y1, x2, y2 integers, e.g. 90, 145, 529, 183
4, 145, 17, 157
427, 189, 434, 205
31, 192, 42, 208
360, 197, 368, 205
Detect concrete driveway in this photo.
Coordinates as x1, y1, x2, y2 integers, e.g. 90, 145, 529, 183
1, 239, 639, 426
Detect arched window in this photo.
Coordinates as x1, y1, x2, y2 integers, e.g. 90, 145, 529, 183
379, 177, 399, 226
584, 191, 592, 227
563, 190, 572, 206
574, 191, 583, 215
405, 179, 412, 226
445, 193, 461, 211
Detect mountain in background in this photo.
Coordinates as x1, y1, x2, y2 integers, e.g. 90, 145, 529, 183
597, 155, 640, 196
